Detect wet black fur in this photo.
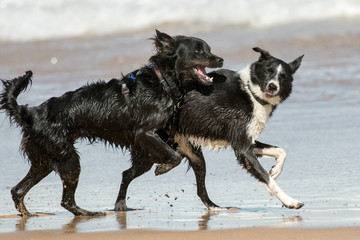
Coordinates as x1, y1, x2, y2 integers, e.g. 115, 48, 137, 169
0, 30, 223, 216
122, 48, 303, 210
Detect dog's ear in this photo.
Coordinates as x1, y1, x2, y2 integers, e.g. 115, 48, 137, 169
253, 47, 272, 61
288, 55, 304, 74
152, 29, 176, 54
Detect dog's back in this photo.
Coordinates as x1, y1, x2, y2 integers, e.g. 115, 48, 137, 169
180, 69, 255, 150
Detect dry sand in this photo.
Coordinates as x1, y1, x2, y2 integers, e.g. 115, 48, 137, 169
1, 227, 360, 240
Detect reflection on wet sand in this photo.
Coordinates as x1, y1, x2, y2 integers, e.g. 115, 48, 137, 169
61, 212, 127, 232
15, 216, 27, 231
116, 211, 127, 230
198, 210, 303, 230
198, 211, 218, 230
283, 215, 303, 223
62, 215, 107, 233
2, 208, 316, 233
14, 213, 56, 231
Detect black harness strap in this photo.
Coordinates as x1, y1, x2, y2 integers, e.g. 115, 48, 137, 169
121, 82, 132, 113
152, 65, 182, 107
120, 66, 148, 113
152, 65, 183, 148
120, 64, 183, 148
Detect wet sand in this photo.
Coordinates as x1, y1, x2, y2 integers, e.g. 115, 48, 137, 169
1, 19, 360, 236
1, 227, 360, 240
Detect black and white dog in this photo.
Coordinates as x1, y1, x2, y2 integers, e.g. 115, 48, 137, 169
0, 30, 223, 216
118, 47, 304, 210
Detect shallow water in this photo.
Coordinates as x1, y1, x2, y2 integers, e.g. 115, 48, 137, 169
0, 19, 360, 233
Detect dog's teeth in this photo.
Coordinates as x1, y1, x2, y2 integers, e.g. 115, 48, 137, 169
206, 76, 213, 82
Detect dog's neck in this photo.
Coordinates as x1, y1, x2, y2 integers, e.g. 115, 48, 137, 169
149, 61, 182, 107
238, 65, 277, 143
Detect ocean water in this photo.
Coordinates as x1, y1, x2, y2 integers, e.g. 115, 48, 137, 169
1, 0, 360, 42
0, 0, 360, 234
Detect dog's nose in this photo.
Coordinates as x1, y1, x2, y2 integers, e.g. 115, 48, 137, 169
216, 57, 224, 67
268, 83, 278, 91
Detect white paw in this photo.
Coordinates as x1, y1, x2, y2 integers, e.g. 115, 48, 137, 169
283, 200, 304, 209
266, 177, 303, 209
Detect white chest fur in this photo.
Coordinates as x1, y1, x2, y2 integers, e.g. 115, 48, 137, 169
247, 101, 273, 143
238, 65, 274, 143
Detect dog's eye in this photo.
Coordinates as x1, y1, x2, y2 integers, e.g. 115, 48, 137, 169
266, 68, 274, 74
279, 73, 286, 79
195, 49, 204, 54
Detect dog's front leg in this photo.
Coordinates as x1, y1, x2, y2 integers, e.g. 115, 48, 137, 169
236, 147, 303, 209
253, 141, 286, 179
136, 130, 182, 163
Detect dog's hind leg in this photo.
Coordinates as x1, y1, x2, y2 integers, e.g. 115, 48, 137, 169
136, 130, 182, 164
57, 153, 106, 216
11, 163, 52, 216
253, 141, 287, 179
175, 135, 220, 210
235, 147, 304, 209
114, 151, 153, 211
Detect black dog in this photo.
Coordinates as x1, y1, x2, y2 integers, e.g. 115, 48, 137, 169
0, 30, 223, 216
118, 48, 304, 210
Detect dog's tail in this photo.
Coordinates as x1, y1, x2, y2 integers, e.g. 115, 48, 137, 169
0, 71, 33, 127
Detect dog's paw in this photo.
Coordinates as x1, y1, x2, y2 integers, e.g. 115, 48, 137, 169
114, 200, 127, 211
155, 159, 181, 176
76, 210, 106, 216
283, 200, 304, 209
90, 211, 107, 216
20, 212, 39, 218
155, 163, 176, 176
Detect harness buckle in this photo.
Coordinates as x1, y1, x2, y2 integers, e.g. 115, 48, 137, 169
122, 83, 129, 95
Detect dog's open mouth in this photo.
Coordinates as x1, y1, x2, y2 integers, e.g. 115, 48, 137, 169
193, 66, 213, 85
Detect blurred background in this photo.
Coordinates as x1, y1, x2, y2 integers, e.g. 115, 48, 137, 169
0, 0, 359, 233
1, 0, 360, 42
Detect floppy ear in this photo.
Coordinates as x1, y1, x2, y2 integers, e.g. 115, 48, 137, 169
152, 29, 176, 54
253, 47, 272, 61
288, 55, 304, 74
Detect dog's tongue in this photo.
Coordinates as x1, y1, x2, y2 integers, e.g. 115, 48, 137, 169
197, 66, 207, 77
194, 66, 213, 84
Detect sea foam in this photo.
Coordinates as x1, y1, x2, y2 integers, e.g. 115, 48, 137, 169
0, 0, 360, 42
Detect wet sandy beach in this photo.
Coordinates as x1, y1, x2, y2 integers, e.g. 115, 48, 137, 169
1, 227, 360, 240
1, 18, 360, 237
